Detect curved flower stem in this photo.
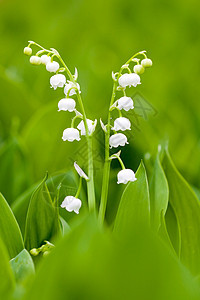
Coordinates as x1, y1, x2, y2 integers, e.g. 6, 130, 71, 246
99, 51, 145, 225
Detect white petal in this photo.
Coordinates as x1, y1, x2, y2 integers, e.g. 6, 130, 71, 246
74, 162, 89, 180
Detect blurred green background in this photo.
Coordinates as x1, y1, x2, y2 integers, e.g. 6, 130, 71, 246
0, 0, 200, 203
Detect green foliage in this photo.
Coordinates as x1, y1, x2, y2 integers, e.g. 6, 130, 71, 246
0, 193, 24, 259
10, 249, 35, 284
114, 161, 150, 234
149, 150, 169, 231
0, 238, 15, 299
24, 174, 61, 250
162, 149, 200, 276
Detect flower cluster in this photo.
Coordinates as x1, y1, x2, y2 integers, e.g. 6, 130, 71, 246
24, 41, 95, 215
24, 42, 152, 221
101, 51, 152, 184
24, 42, 97, 144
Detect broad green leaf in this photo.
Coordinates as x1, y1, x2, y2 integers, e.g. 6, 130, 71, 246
0, 193, 24, 259
23, 215, 200, 300
60, 216, 71, 235
114, 161, 150, 234
24, 174, 61, 250
159, 210, 175, 254
0, 238, 15, 299
10, 249, 35, 284
149, 151, 169, 231
165, 202, 181, 256
12, 171, 87, 237
162, 149, 200, 275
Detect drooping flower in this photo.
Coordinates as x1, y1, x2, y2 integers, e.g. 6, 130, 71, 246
62, 128, 80, 142
133, 64, 145, 75
46, 61, 60, 72
117, 169, 137, 184
118, 73, 141, 88
64, 82, 81, 96
109, 133, 128, 148
50, 74, 66, 90
112, 117, 131, 131
24, 47, 32, 56
77, 119, 97, 136
117, 96, 134, 111
58, 98, 76, 112
60, 196, 82, 214
30, 56, 41, 65
41, 55, 51, 65
74, 162, 89, 180
141, 58, 153, 68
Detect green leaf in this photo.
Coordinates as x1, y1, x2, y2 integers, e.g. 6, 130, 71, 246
162, 149, 200, 275
23, 215, 200, 300
0, 193, 24, 259
159, 210, 176, 254
165, 202, 181, 256
24, 173, 61, 250
10, 249, 35, 284
0, 238, 15, 298
149, 151, 169, 231
114, 161, 150, 235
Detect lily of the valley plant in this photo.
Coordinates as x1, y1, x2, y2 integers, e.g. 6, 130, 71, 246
24, 42, 152, 223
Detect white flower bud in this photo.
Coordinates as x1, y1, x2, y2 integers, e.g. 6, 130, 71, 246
117, 96, 134, 111
30, 56, 41, 65
64, 82, 81, 96
24, 47, 32, 56
41, 55, 51, 65
112, 117, 131, 131
109, 133, 128, 148
117, 169, 137, 184
62, 128, 80, 142
74, 162, 89, 180
46, 61, 60, 72
133, 64, 145, 75
77, 119, 97, 136
141, 58, 153, 68
58, 98, 76, 112
61, 196, 82, 214
50, 74, 66, 90
118, 73, 141, 88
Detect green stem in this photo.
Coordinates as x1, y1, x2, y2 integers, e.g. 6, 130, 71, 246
75, 177, 82, 198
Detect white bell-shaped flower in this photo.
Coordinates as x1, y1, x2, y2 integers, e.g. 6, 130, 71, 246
50, 74, 66, 90
77, 119, 97, 136
41, 55, 51, 65
117, 96, 134, 111
64, 82, 81, 96
62, 128, 80, 142
58, 98, 76, 112
30, 56, 41, 65
46, 61, 60, 73
109, 133, 128, 148
117, 169, 137, 184
24, 47, 32, 56
118, 73, 141, 88
74, 162, 89, 180
141, 58, 153, 68
60, 196, 82, 214
112, 117, 131, 131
